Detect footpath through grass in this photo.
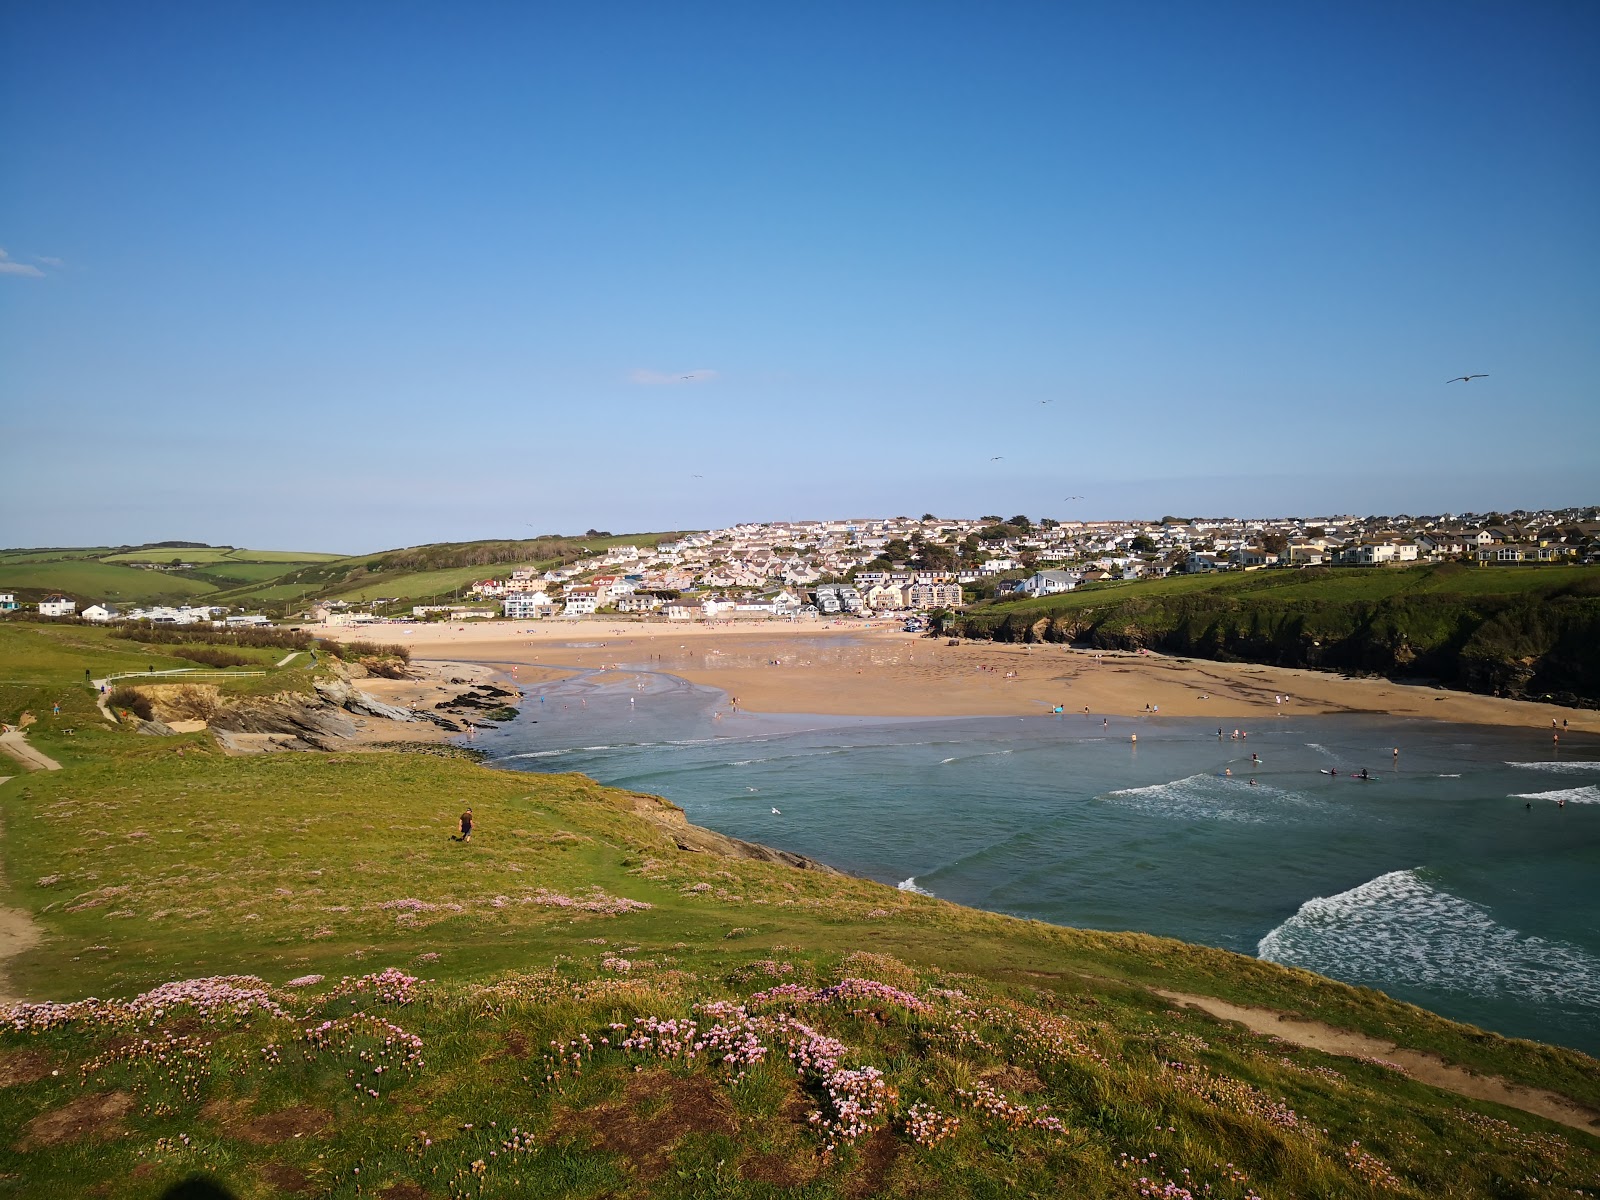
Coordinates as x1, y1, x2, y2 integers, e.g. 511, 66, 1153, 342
1, 622, 1597, 1198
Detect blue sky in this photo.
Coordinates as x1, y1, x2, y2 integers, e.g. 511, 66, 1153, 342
2, 1, 1596, 552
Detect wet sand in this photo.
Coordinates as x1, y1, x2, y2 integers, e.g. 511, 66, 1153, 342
319, 620, 1600, 734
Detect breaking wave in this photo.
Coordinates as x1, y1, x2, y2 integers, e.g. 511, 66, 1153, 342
1505, 761, 1600, 774
1101, 773, 1316, 824
1510, 785, 1600, 805
1259, 869, 1600, 1010
897, 877, 933, 896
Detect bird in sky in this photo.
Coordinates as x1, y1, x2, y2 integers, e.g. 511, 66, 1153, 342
990, 456, 1004, 461
692, 474, 703, 478
1040, 399, 1052, 405
1446, 374, 1489, 383
1064, 495, 1083, 500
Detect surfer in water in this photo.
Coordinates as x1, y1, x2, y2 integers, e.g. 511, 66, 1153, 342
1357, 768, 1370, 780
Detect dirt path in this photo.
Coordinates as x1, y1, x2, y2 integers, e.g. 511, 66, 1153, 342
0, 730, 61, 772
1156, 990, 1600, 1135
0, 775, 45, 1003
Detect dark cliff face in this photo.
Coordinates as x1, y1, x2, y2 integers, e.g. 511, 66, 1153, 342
947, 592, 1600, 708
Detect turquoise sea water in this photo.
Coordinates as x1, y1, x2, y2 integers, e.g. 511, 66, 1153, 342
471, 660, 1600, 1055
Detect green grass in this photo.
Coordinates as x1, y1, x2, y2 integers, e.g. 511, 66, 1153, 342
1, 622, 1597, 1198
98, 548, 344, 566
973, 562, 1600, 619
0, 561, 218, 603
952, 562, 1600, 705
327, 562, 543, 603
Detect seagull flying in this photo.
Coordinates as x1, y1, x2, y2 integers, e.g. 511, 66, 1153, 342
1063, 495, 1083, 500
1446, 374, 1488, 383
990, 456, 1004, 461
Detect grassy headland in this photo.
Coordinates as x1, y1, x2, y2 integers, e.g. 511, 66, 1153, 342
1, 622, 1597, 1198
945, 563, 1600, 707
0, 534, 698, 614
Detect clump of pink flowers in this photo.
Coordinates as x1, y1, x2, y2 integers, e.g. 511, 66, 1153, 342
299, 1012, 425, 1099
523, 888, 653, 914
746, 977, 929, 1017
1164, 1061, 1299, 1130
902, 1101, 961, 1147
953, 1079, 1065, 1135
1344, 1142, 1403, 1189
285, 974, 325, 988
328, 967, 422, 1006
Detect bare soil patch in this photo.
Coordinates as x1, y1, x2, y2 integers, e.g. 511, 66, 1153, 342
260, 1162, 312, 1193
846, 1126, 903, 1198
204, 1098, 330, 1144
377, 1180, 437, 1199
739, 1147, 818, 1188
0, 1048, 55, 1087
559, 1071, 736, 1180
1157, 990, 1600, 1135
980, 1064, 1045, 1094
16, 1089, 134, 1149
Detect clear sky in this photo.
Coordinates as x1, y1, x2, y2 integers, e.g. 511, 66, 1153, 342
2, 1, 1596, 552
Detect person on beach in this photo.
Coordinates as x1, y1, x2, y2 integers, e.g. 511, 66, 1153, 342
456, 808, 473, 843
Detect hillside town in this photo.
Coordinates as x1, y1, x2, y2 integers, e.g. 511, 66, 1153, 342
422, 507, 1600, 622
10, 507, 1596, 627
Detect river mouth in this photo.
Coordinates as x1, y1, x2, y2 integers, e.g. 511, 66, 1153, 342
475, 664, 1600, 1056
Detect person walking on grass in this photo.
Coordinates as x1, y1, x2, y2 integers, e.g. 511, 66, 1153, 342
456, 807, 473, 843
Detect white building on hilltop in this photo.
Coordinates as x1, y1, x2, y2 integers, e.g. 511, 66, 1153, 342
38, 596, 77, 617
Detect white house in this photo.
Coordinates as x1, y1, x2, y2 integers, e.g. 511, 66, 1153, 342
0, 593, 16, 611
223, 614, 273, 627
38, 596, 77, 617
1181, 554, 1224, 574
80, 604, 119, 622
1228, 548, 1279, 568
503, 593, 554, 619
562, 594, 598, 616
1015, 570, 1080, 597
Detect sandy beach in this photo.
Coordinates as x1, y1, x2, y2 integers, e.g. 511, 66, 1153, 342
320, 619, 1600, 734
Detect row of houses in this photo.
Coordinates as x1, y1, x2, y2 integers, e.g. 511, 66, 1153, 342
6, 595, 271, 625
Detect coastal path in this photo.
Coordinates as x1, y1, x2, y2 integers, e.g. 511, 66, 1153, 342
0, 730, 61, 773
1157, 990, 1600, 1136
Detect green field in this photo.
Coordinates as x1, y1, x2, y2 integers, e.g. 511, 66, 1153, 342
0, 622, 1596, 1198
985, 561, 1600, 612
0, 560, 217, 603
99, 548, 344, 566
950, 562, 1600, 705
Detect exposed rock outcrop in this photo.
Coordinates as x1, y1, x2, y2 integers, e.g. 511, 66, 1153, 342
626, 793, 841, 874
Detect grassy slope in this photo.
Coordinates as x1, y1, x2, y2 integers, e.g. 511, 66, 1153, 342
1, 534, 696, 611
0, 561, 218, 604
967, 563, 1598, 619
953, 563, 1600, 704
1, 624, 1597, 1198
98, 550, 344, 565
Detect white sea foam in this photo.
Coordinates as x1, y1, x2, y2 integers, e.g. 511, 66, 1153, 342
897, 877, 933, 896
1510, 785, 1600, 804
1259, 869, 1600, 1010
1101, 774, 1314, 824
1505, 761, 1600, 774
940, 757, 958, 764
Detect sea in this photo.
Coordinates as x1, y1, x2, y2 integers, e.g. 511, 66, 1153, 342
470, 658, 1600, 1056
